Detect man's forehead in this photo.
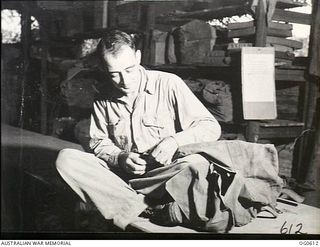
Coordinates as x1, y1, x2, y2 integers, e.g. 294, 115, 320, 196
103, 45, 135, 59
103, 46, 137, 71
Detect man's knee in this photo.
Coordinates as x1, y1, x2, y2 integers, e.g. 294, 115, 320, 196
56, 148, 83, 171
175, 154, 210, 176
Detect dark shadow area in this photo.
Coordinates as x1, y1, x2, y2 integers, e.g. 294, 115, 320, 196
1, 133, 119, 233
2, 144, 76, 232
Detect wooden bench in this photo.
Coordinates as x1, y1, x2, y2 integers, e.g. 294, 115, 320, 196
2, 124, 319, 235
1, 124, 83, 231
128, 201, 320, 234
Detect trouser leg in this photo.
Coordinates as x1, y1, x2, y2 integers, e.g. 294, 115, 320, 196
55, 148, 148, 230
130, 154, 211, 218
130, 154, 231, 232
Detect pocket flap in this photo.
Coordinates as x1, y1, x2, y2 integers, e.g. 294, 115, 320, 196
142, 116, 164, 128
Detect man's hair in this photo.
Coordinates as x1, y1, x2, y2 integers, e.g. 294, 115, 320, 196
97, 30, 136, 59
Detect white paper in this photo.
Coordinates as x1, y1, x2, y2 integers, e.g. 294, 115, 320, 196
241, 47, 277, 119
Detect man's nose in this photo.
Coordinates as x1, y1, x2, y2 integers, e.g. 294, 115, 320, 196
120, 71, 129, 84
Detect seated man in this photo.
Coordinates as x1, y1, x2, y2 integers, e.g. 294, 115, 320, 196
56, 30, 222, 231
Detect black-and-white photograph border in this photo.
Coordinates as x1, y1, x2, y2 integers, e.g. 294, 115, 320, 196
1, 0, 319, 241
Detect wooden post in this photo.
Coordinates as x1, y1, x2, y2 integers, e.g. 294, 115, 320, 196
93, 1, 105, 29
17, 4, 32, 230
246, 0, 268, 142
20, 6, 31, 129
141, 3, 155, 65
295, 76, 319, 182
108, 0, 117, 28
102, 1, 108, 28
293, 1, 317, 182
246, 121, 260, 143
255, 0, 267, 47
39, 18, 48, 135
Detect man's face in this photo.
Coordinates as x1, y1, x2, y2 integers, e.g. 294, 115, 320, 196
103, 45, 141, 96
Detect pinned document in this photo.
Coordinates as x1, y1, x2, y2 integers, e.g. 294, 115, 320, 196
241, 47, 277, 119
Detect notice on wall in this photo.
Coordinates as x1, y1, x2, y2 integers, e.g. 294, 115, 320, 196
241, 47, 277, 119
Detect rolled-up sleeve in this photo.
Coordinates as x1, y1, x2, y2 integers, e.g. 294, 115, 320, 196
169, 76, 221, 147
89, 100, 122, 167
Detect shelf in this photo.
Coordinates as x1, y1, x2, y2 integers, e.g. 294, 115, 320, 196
276, 0, 308, 9
156, 4, 249, 23
273, 9, 312, 25
246, 120, 305, 142
147, 64, 234, 70
155, 1, 308, 25
276, 67, 307, 82
258, 119, 304, 127
147, 64, 307, 82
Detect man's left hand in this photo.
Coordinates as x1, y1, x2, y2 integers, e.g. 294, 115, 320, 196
150, 136, 178, 166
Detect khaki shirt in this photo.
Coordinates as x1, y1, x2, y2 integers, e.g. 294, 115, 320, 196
89, 66, 221, 166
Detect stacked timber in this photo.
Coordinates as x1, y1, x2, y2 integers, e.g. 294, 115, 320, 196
227, 20, 299, 66
225, 0, 310, 66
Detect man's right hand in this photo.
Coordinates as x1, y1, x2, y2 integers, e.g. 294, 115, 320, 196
118, 152, 147, 176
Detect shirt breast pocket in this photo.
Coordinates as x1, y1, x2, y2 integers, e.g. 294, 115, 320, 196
142, 115, 171, 139
107, 118, 128, 149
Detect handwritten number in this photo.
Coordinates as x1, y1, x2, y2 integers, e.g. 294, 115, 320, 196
295, 223, 304, 234
280, 221, 305, 234
280, 221, 288, 234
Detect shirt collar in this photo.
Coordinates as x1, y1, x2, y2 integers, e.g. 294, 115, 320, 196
140, 66, 155, 95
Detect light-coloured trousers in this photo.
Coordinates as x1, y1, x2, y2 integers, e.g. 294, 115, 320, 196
56, 148, 211, 230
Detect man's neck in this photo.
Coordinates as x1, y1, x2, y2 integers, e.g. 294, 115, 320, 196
119, 88, 140, 108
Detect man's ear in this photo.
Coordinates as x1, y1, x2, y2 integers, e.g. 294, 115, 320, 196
135, 50, 141, 64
